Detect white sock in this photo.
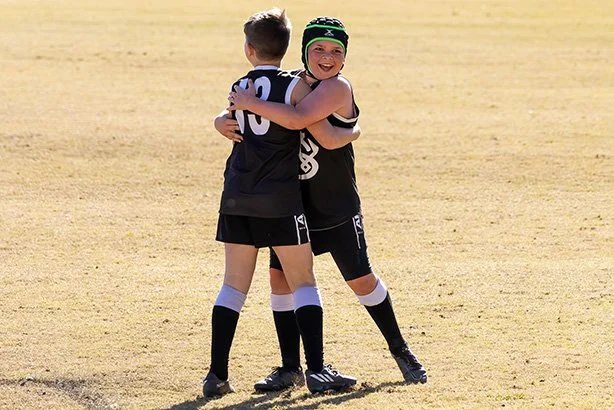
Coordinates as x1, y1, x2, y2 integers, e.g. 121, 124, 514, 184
293, 286, 322, 310
356, 278, 388, 307
214, 284, 247, 313
271, 293, 294, 312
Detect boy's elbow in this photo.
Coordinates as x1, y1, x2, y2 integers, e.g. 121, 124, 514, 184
318, 137, 338, 150
286, 117, 307, 130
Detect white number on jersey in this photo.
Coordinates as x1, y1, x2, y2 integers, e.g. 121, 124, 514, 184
235, 76, 271, 136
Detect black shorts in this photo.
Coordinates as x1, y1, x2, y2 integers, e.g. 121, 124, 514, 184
270, 214, 372, 281
216, 213, 310, 248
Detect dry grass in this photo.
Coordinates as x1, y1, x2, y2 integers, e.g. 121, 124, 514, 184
1, 0, 613, 408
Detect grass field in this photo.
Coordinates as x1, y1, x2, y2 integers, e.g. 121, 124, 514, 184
1, 0, 613, 408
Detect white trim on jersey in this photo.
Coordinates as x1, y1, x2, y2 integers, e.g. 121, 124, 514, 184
331, 111, 359, 123
253, 65, 281, 71
285, 76, 301, 105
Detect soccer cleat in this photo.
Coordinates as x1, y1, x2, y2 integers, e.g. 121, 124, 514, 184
203, 372, 235, 397
392, 345, 428, 384
254, 366, 305, 391
305, 364, 357, 393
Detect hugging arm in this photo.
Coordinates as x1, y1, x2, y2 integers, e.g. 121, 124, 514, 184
214, 109, 243, 143
307, 120, 360, 150
228, 78, 348, 130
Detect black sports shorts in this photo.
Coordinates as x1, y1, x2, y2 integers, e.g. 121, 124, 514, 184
270, 214, 372, 280
216, 213, 310, 248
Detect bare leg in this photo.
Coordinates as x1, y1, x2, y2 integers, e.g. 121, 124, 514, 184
223, 243, 258, 293
346, 272, 378, 295
270, 267, 292, 294
271, 243, 315, 291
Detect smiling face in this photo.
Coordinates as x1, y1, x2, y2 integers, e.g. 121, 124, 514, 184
306, 39, 346, 80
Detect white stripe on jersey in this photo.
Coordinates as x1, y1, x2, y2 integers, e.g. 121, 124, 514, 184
285, 76, 301, 105
253, 65, 280, 71
331, 111, 359, 123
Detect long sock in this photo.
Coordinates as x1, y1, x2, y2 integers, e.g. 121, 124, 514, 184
210, 305, 239, 381
272, 310, 301, 370
295, 305, 323, 372
364, 292, 406, 353
209, 285, 246, 381
271, 293, 301, 370
293, 286, 323, 372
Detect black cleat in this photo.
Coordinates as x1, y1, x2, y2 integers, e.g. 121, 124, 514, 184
305, 364, 357, 393
392, 345, 428, 384
254, 366, 305, 391
203, 372, 235, 397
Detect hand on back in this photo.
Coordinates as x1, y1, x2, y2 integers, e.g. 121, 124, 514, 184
228, 79, 258, 111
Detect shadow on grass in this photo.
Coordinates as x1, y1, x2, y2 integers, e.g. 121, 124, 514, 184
0, 377, 110, 409
166, 381, 409, 410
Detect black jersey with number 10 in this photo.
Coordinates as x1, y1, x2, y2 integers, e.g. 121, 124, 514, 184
219, 66, 303, 218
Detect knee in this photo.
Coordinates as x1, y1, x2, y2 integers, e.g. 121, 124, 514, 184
346, 273, 378, 296
223, 275, 251, 294
269, 268, 292, 294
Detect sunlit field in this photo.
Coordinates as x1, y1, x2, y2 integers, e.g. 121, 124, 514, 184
1, 0, 612, 408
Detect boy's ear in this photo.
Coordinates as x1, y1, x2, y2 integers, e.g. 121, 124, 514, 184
245, 43, 256, 58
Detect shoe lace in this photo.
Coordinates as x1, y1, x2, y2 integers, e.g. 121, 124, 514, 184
323, 363, 339, 375
267, 367, 283, 379
397, 346, 420, 366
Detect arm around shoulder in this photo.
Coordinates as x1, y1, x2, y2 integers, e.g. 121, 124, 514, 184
229, 78, 312, 130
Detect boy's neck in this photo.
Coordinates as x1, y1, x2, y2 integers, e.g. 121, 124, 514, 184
249, 58, 282, 69
301, 71, 318, 86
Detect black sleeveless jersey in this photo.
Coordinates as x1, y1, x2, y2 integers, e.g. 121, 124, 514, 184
219, 66, 303, 218
298, 76, 361, 230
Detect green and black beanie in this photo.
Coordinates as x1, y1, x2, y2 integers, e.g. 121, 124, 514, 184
301, 16, 349, 76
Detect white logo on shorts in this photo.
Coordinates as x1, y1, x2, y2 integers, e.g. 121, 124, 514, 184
296, 214, 306, 227
294, 213, 310, 243
353, 214, 363, 233
352, 214, 364, 249
299, 132, 319, 180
